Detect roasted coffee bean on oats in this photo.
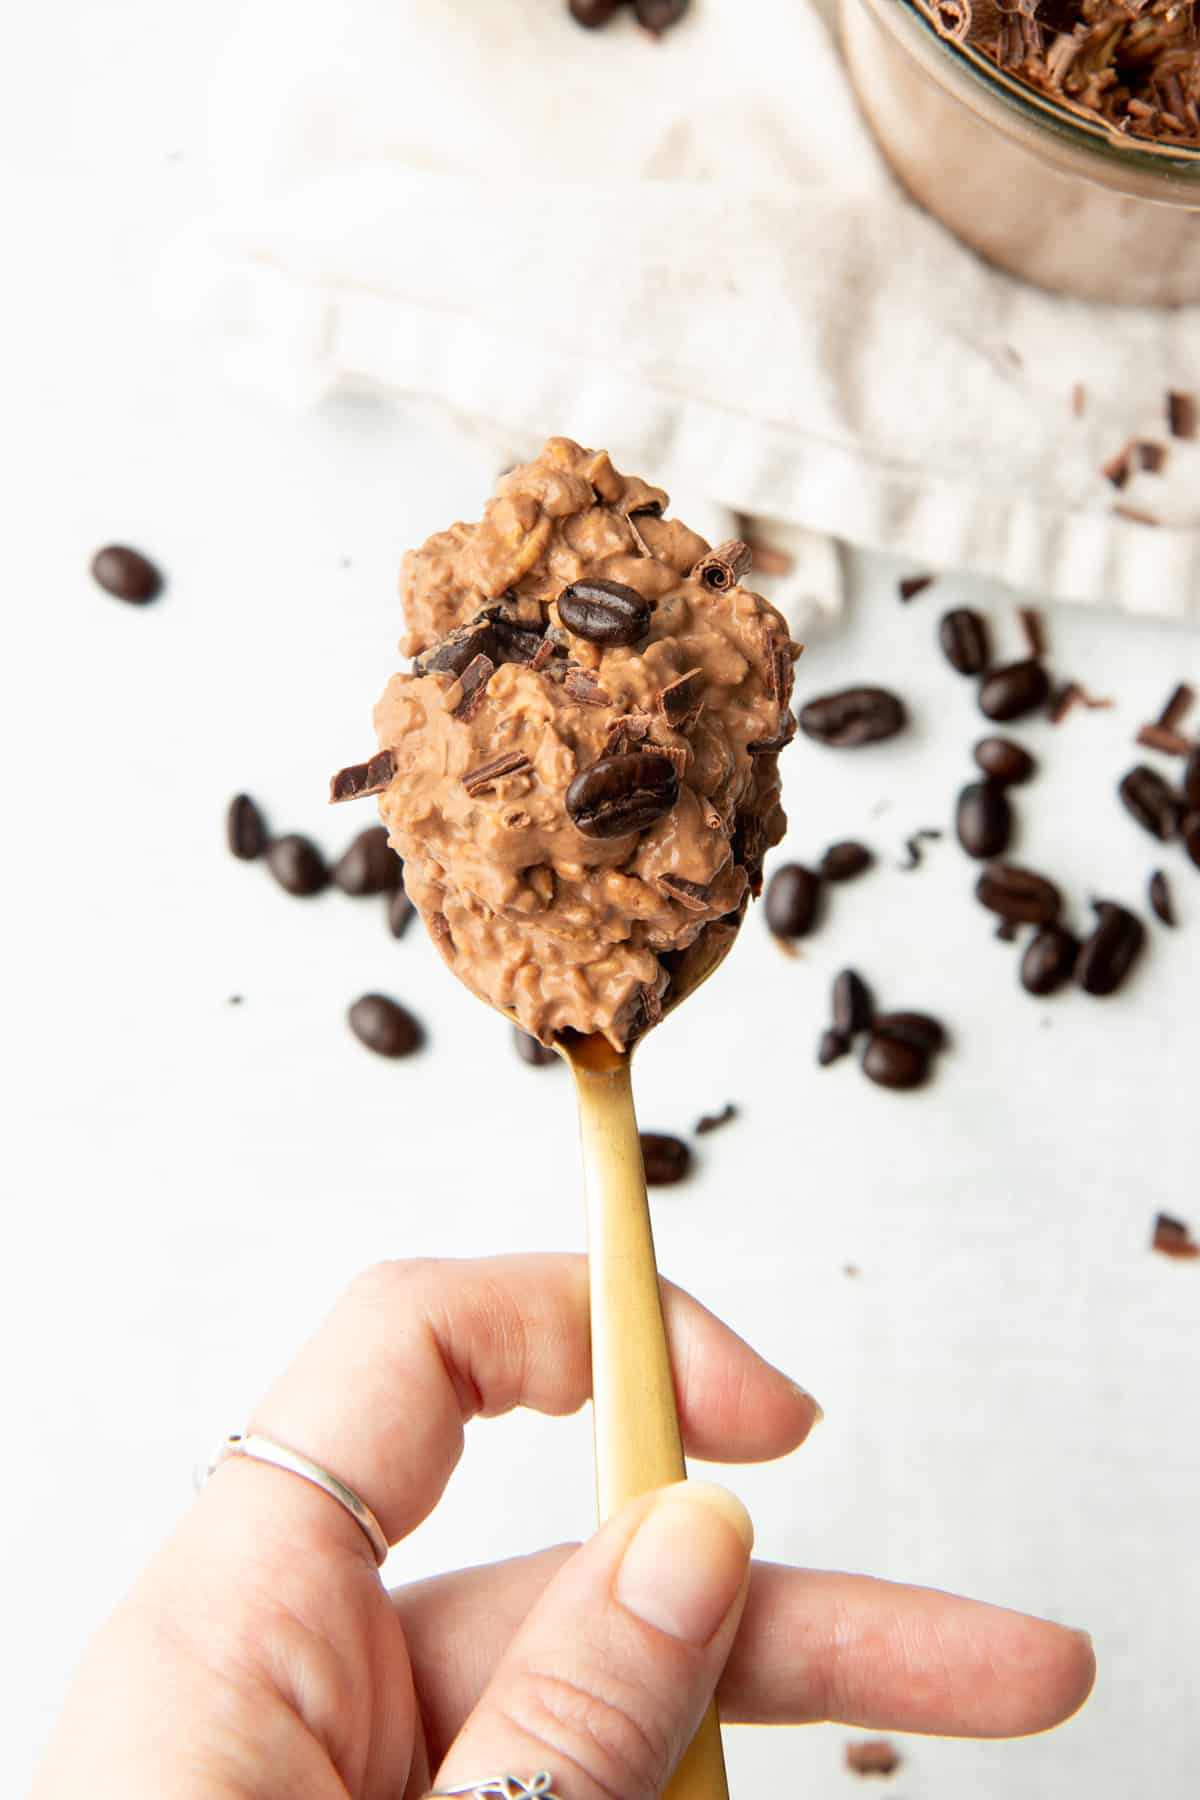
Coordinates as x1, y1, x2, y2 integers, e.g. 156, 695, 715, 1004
565, 752, 679, 839
557, 577, 651, 646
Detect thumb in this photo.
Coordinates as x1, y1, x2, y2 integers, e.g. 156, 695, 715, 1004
427, 1482, 753, 1800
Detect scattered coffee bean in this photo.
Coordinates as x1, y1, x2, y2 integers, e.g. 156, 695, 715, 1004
862, 1033, 930, 1090
974, 737, 1036, 786
387, 885, 416, 939
818, 1028, 851, 1066
226, 793, 266, 861
557, 577, 651, 646
764, 863, 822, 938
1184, 748, 1200, 809
566, 752, 678, 839
1148, 870, 1175, 928
956, 780, 1012, 859
845, 1740, 902, 1777
1118, 765, 1181, 841
821, 840, 873, 881
1152, 1212, 1199, 1259
90, 544, 163, 604
938, 608, 991, 676
513, 1024, 558, 1067
832, 968, 874, 1037
873, 1011, 946, 1053
978, 660, 1051, 722
568, 0, 624, 22
1183, 812, 1200, 869
1076, 902, 1145, 996
333, 826, 401, 896
695, 1102, 738, 1134
798, 687, 906, 748
640, 1132, 692, 1185
266, 834, 328, 897
1020, 926, 1080, 996
634, 0, 689, 30
348, 993, 423, 1057
975, 863, 1061, 925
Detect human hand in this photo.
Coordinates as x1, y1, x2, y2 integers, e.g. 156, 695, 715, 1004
31, 1255, 1094, 1800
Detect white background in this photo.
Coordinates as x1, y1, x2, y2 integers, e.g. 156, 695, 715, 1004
4, 5, 1200, 1797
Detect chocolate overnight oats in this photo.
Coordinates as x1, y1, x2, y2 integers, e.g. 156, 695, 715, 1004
841, 0, 1200, 301
333, 439, 799, 1051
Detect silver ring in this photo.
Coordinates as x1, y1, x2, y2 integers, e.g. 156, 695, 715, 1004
428, 1778, 562, 1799
204, 1431, 389, 1567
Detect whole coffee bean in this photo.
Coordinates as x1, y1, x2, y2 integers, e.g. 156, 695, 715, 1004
568, 0, 623, 22
938, 608, 991, 676
635, 0, 689, 29
974, 737, 1036, 786
798, 687, 906, 748
1075, 902, 1145, 996
640, 1132, 692, 1185
1020, 926, 1081, 995
1118, 765, 1181, 841
975, 862, 1061, 925
821, 840, 873, 881
956, 780, 1012, 859
566, 752, 678, 839
1184, 748, 1200, 810
513, 1024, 558, 1067
348, 993, 423, 1057
764, 863, 822, 938
226, 793, 266, 861
832, 968, 874, 1036
1182, 812, 1200, 869
873, 1011, 946, 1053
334, 825, 400, 896
90, 543, 163, 604
266, 834, 328, 897
978, 660, 1051, 722
387, 885, 416, 939
818, 1028, 850, 1066
862, 1033, 930, 1090
1148, 870, 1175, 928
557, 578, 651, 646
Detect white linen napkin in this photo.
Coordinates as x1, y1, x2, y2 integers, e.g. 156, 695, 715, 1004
165, 0, 1200, 628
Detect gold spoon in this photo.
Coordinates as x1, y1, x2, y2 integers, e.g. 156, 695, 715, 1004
503, 913, 744, 1800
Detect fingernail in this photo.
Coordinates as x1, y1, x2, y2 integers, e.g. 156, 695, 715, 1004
789, 1380, 824, 1422
615, 1482, 753, 1646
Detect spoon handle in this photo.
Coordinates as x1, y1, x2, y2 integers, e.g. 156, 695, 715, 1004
570, 1051, 731, 1800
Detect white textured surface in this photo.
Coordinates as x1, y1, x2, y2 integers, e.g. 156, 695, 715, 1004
4, 7, 1200, 1798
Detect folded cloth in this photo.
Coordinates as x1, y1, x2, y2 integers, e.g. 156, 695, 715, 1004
165, 0, 1200, 625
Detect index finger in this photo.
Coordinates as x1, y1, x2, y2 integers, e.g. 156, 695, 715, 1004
215, 1254, 819, 1561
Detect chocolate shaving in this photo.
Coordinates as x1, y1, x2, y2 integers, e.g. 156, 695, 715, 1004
489, 616, 546, 665
638, 981, 664, 1032
1050, 679, 1113, 722
695, 1102, 738, 1135
1167, 391, 1197, 440
1152, 1212, 1199, 1259
604, 711, 654, 757
845, 1739, 902, 1777
1114, 504, 1161, 527
462, 750, 532, 796
1017, 606, 1046, 659
530, 636, 558, 672
563, 667, 612, 706
447, 653, 495, 721
747, 711, 798, 754
701, 799, 723, 832
657, 668, 705, 727
625, 512, 654, 558
898, 573, 934, 602
765, 635, 794, 706
1070, 381, 1087, 417
1101, 446, 1132, 489
1136, 722, 1195, 755
659, 874, 712, 911
329, 747, 397, 804
899, 827, 943, 871
1157, 682, 1195, 730
1138, 441, 1168, 475
691, 539, 754, 592
653, 742, 691, 782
